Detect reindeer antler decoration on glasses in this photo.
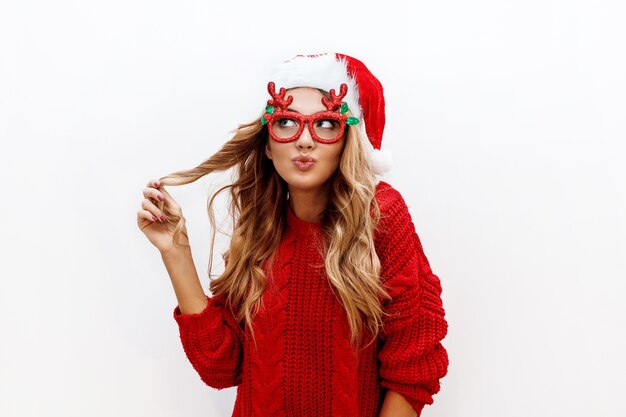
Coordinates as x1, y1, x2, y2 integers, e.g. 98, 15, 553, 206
261, 81, 359, 144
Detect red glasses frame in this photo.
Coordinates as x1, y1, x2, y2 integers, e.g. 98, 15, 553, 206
261, 81, 358, 145
266, 110, 347, 144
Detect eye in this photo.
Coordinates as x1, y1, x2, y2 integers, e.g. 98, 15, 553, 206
316, 119, 338, 129
278, 118, 297, 128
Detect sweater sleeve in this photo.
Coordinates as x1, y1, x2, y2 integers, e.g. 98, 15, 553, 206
173, 293, 244, 389
375, 183, 449, 415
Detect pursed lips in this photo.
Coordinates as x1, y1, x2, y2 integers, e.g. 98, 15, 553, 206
293, 155, 315, 163
292, 155, 316, 170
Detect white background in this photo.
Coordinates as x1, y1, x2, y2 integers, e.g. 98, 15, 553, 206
1, 1, 625, 416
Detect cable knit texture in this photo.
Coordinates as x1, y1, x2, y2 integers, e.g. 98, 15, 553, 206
173, 181, 449, 416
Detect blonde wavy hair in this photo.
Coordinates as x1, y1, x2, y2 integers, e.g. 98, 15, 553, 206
156, 101, 392, 352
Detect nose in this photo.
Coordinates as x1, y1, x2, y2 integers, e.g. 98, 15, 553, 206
295, 125, 315, 149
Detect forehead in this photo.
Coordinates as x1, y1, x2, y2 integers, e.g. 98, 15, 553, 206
285, 87, 327, 113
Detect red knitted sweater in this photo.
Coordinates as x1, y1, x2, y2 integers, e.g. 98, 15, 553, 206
173, 181, 449, 416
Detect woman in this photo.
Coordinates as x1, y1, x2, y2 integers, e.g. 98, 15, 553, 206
137, 52, 449, 417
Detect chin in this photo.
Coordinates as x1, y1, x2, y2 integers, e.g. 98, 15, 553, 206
286, 179, 324, 192
283, 175, 333, 194
273, 163, 338, 194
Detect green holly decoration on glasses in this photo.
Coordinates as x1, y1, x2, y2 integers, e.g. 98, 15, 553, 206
340, 102, 359, 125
261, 105, 274, 126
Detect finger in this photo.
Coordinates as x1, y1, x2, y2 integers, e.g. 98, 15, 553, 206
147, 178, 161, 188
157, 186, 181, 212
143, 186, 164, 202
138, 209, 159, 222
142, 199, 167, 222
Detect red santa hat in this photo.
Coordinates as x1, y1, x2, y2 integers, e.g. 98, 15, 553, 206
268, 52, 393, 176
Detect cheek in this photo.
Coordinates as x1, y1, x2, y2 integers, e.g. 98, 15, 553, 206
315, 146, 344, 177
267, 143, 291, 165
328, 145, 344, 166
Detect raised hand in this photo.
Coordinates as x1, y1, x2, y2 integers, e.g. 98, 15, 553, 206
136, 178, 189, 256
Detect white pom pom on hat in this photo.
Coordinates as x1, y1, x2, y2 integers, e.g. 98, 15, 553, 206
269, 52, 392, 177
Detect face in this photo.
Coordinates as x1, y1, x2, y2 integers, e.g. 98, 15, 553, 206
264, 87, 345, 195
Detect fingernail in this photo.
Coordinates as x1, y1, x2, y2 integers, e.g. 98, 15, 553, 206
152, 215, 158, 222
158, 195, 164, 201
160, 215, 167, 222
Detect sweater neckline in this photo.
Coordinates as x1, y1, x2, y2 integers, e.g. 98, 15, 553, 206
286, 203, 322, 235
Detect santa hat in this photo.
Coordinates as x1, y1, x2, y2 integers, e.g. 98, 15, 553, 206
268, 52, 393, 176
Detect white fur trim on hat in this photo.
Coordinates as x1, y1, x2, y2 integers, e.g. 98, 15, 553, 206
270, 53, 362, 120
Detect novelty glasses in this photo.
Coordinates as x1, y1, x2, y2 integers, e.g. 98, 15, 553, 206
261, 81, 360, 144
